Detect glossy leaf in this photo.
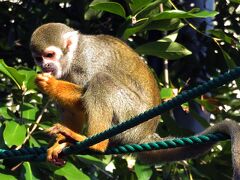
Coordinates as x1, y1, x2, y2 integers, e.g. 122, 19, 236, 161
85, 0, 109, 20
129, 0, 154, 14
3, 121, 27, 147
160, 88, 175, 99
135, 163, 153, 180
230, 0, 240, 3
208, 29, 234, 44
0, 173, 16, 180
152, 10, 218, 20
122, 18, 149, 40
135, 0, 164, 19
55, 162, 90, 180
22, 103, 38, 121
18, 69, 37, 90
220, 49, 240, 88
135, 41, 192, 60
23, 162, 38, 180
90, 2, 126, 18
0, 59, 25, 89
145, 19, 184, 31
160, 31, 179, 42
0, 107, 14, 119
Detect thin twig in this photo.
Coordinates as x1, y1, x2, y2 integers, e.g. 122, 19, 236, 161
16, 100, 51, 150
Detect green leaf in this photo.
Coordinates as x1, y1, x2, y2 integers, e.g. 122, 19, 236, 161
0, 173, 16, 180
230, 0, 240, 3
90, 2, 126, 18
78, 155, 104, 164
160, 88, 174, 99
129, 0, 153, 14
134, 163, 153, 180
85, 0, 109, 20
78, 155, 106, 170
3, 121, 27, 147
221, 49, 237, 69
22, 103, 38, 121
0, 107, 15, 119
23, 162, 38, 180
208, 29, 234, 44
0, 59, 25, 89
135, 0, 164, 19
152, 10, 218, 20
135, 41, 192, 60
122, 18, 149, 40
220, 49, 240, 89
159, 31, 179, 42
29, 136, 41, 147
18, 69, 37, 90
145, 19, 184, 31
55, 162, 90, 180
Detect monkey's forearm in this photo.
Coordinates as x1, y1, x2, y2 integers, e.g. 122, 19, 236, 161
51, 80, 82, 108
36, 74, 83, 109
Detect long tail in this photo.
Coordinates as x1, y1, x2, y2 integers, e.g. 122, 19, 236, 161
137, 119, 240, 179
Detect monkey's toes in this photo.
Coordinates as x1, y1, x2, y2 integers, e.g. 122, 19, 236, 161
47, 141, 68, 166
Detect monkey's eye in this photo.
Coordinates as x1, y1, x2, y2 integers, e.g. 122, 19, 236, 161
45, 52, 55, 58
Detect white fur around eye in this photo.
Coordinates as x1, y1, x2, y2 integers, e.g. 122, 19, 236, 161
45, 46, 63, 60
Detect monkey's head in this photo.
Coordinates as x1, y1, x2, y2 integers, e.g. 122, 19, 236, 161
30, 23, 79, 79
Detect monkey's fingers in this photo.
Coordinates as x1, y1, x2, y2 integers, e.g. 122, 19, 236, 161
35, 73, 57, 93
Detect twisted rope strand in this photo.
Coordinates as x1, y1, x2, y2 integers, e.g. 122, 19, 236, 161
61, 67, 240, 156
0, 67, 239, 162
0, 132, 230, 161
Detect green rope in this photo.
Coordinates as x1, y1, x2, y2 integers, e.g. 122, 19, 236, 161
61, 67, 240, 156
0, 67, 240, 162
0, 132, 230, 162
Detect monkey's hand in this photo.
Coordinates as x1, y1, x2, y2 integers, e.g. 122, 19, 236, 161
35, 73, 57, 95
35, 73, 83, 109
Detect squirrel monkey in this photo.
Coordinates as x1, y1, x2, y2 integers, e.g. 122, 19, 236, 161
30, 23, 240, 178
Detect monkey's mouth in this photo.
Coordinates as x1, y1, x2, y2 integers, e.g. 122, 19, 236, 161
42, 68, 56, 76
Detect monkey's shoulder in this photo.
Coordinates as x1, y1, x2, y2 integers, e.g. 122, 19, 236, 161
83, 34, 131, 50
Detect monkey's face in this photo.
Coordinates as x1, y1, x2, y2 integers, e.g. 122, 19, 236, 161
30, 23, 79, 79
31, 46, 64, 79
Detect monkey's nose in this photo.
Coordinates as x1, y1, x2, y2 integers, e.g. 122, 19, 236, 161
42, 63, 56, 73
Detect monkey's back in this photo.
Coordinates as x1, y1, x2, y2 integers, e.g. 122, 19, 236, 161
94, 35, 160, 105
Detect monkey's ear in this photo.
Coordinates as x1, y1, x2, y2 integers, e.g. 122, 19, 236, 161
63, 31, 79, 52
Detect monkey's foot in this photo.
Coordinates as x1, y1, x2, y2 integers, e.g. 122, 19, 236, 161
47, 141, 70, 166
47, 124, 109, 152
35, 73, 56, 94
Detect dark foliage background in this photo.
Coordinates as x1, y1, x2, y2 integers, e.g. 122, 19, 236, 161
0, 0, 239, 179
